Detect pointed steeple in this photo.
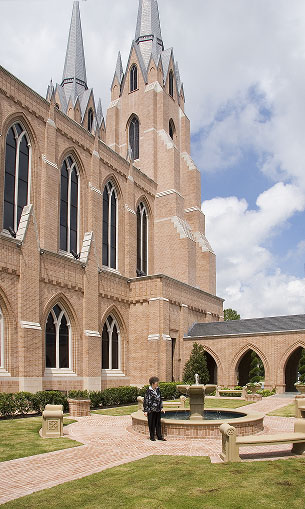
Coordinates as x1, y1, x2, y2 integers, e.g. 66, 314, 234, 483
115, 52, 124, 85
61, 1, 87, 102
135, 0, 163, 68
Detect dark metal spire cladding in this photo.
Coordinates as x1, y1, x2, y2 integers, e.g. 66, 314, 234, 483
61, 1, 87, 101
135, 0, 163, 68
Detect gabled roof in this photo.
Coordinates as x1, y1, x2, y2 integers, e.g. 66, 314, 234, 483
187, 314, 305, 338
61, 1, 87, 101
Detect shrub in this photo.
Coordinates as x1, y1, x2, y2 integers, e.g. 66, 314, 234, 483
68, 390, 90, 400
14, 392, 33, 415
138, 382, 180, 400
89, 391, 103, 408
33, 391, 68, 413
249, 352, 261, 383
0, 393, 16, 417
100, 386, 138, 407
183, 343, 209, 385
257, 388, 276, 397
298, 349, 305, 384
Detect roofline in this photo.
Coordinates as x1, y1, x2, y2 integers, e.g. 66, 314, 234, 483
184, 328, 305, 340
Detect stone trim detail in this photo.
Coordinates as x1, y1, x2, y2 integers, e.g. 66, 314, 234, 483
149, 297, 169, 302
20, 321, 42, 330
92, 150, 100, 159
145, 81, 163, 93
42, 154, 58, 169
84, 330, 101, 338
89, 182, 102, 195
148, 334, 160, 341
185, 207, 202, 213
109, 98, 120, 108
47, 118, 56, 128
171, 217, 195, 241
155, 189, 182, 199
181, 152, 197, 171
194, 232, 215, 254
125, 204, 136, 215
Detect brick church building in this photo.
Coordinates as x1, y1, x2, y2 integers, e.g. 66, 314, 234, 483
0, 0, 304, 394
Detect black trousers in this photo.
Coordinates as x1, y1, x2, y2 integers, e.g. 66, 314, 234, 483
147, 411, 162, 439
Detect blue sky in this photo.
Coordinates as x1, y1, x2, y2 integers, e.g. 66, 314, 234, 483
0, 0, 304, 318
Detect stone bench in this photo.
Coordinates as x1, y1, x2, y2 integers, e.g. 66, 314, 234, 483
220, 420, 305, 462
216, 387, 247, 398
137, 395, 186, 411
295, 396, 305, 418
42, 404, 64, 438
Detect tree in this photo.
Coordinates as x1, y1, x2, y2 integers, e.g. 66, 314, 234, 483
298, 349, 305, 383
183, 343, 209, 385
224, 309, 240, 321
249, 351, 261, 383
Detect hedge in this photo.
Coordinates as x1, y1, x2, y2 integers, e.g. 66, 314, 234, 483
0, 382, 180, 418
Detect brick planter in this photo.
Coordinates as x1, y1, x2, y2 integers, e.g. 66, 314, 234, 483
68, 399, 91, 417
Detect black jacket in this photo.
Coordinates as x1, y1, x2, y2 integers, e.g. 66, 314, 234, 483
143, 386, 163, 413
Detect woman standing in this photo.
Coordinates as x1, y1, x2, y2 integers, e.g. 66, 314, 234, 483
143, 376, 166, 441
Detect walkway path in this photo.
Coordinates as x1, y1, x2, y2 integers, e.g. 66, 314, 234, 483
0, 395, 295, 505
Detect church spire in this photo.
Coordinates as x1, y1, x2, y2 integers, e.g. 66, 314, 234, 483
135, 0, 163, 68
61, 1, 87, 101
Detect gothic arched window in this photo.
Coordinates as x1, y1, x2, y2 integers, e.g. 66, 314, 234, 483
137, 202, 148, 276
102, 315, 120, 370
60, 156, 79, 254
169, 119, 175, 140
45, 304, 71, 369
3, 123, 31, 232
88, 108, 94, 132
169, 70, 174, 98
0, 307, 4, 369
102, 181, 117, 269
130, 64, 138, 92
129, 116, 139, 160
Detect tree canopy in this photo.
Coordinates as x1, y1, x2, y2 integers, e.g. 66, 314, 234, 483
183, 343, 209, 385
224, 309, 240, 321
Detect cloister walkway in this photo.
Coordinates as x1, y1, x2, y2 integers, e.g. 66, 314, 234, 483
0, 395, 296, 505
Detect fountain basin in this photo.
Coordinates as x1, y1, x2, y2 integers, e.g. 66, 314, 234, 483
131, 407, 264, 439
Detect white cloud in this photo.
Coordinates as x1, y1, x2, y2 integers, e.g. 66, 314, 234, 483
202, 185, 305, 317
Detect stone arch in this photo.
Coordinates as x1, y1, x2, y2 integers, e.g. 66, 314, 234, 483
0, 285, 16, 372
100, 305, 127, 372
101, 174, 123, 202
135, 195, 152, 218
278, 340, 305, 392
232, 344, 269, 387
201, 345, 222, 384
58, 147, 86, 180
42, 293, 81, 372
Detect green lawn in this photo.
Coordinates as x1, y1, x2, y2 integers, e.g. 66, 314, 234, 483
205, 397, 254, 409
3, 455, 305, 509
268, 403, 295, 417
0, 416, 81, 462
92, 404, 138, 416
91, 399, 253, 417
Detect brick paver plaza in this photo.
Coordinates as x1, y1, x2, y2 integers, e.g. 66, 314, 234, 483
0, 396, 297, 504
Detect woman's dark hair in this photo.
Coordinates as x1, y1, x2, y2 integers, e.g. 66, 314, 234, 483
149, 376, 159, 386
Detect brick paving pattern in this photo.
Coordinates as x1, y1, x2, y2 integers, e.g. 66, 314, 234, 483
0, 396, 297, 504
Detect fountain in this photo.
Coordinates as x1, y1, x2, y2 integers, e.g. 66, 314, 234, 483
176, 373, 216, 421
131, 374, 264, 439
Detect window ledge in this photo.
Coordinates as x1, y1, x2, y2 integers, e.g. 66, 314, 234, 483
0, 368, 11, 377
44, 368, 77, 377
101, 370, 126, 379
101, 266, 121, 275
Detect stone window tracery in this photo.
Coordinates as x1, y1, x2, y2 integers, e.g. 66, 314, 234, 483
45, 304, 71, 369
102, 315, 120, 370
130, 64, 138, 92
169, 70, 174, 98
102, 181, 117, 269
88, 108, 94, 132
129, 116, 139, 160
137, 202, 148, 276
60, 156, 79, 254
3, 123, 31, 232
